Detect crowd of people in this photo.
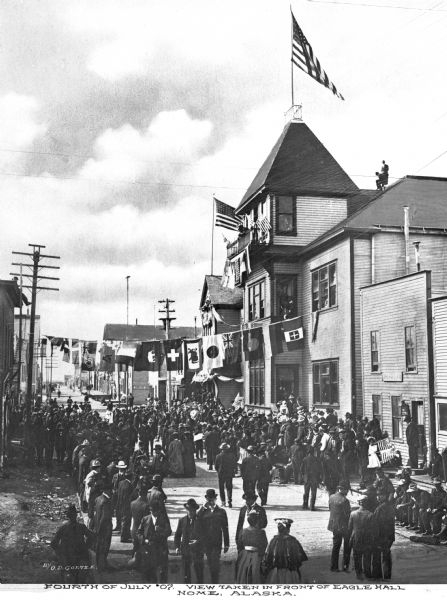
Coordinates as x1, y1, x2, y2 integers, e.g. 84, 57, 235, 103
23, 388, 447, 583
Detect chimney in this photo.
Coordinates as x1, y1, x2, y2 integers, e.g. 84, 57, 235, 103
403, 206, 410, 275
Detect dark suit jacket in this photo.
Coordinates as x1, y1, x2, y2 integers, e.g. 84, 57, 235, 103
131, 496, 150, 538
348, 507, 373, 549
197, 504, 229, 552
138, 513, 172, 549
240, 455, 261, 482
235, 503, 267, 543
174, 515, 204, 555
94, 493, 113, 538
215, 451, 237, 478
300, 454, 322, 484
328, 492, 351, 535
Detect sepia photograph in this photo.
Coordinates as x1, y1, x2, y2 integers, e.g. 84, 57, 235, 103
1, 0, 447, 593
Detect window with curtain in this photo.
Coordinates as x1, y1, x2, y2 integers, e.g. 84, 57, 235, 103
312, 261, 337, 312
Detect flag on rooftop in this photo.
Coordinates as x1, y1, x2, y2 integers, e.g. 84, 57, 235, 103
214, 196, 242, 231
291, 12, 344, 101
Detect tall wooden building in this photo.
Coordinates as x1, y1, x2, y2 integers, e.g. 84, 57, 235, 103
227, 113, 447, 417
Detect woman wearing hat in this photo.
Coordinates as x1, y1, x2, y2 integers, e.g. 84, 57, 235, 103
262, 518, 308, 583
236, 511, 268, 584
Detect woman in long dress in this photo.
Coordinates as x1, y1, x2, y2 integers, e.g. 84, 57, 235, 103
167, 432, 184, 477
262, 518, 308, 583
181, 430, 196, 477
236, 512, 268, 584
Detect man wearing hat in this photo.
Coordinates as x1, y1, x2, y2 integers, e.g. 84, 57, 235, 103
112, 460, 127, 532
116, 470, 133, 543
348, 495, 373, 580
257, 444, 272, 506
197, 489, 229, 583
148, 474, 167, 513
130, 485, 150, 568
174, 499, 205, 583
94, 482, 114, 572
240, 445, 261, 497
421, 478, 447, 535
328, 481, 351, 572
300, 447, 322, 511
51, 504, 96, 583
236, 490, 267, 544
215, 443, 237, 508
204, 425, 220, 471
138, 501, 172, 583
151, 443, 169, 478
371, 490, 395, 579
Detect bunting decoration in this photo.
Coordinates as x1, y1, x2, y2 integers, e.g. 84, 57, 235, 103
81, 341, 97, 371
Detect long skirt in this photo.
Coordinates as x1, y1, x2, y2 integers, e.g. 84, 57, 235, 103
265, 568, 301, 583
236, 550, 262, 584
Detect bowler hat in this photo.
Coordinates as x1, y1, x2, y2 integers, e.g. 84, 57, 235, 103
205, 488, 217, 499
242, 491, 258, 500
184, 498, 200, 510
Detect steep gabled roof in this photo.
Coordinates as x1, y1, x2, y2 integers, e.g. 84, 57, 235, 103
301, 176, 447, 255
0, 279, 28, 307
103, 323, 196, 342
236, 120, 358, 213
200, 275, 243, 309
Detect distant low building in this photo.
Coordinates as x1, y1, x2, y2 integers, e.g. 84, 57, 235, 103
102, 323, 195, 405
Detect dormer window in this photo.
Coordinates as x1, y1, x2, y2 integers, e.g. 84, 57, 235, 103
276, 196, 296, 235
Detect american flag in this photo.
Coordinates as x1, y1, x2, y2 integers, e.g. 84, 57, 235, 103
291, 12, 344, 101
214, 197, 242, 231
256, 216, 272, 234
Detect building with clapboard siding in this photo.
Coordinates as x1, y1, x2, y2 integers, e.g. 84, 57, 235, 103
431, 296, 447, 452
226, 113, 447, 418
360, 271, 434, 465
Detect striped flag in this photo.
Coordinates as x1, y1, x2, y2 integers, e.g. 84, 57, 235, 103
291, 12, 344, 101
214, 197, 242, 231
256, 217, 272, 234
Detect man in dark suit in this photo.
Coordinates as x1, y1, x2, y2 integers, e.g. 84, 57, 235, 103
328, 481, 351, 572
348, 495, 373, 580
197, 489, 229, 583
94, 483, 114, 572
240, 445, 261, 497
116, 471, 133, 543
174, 498, 205, 583
204, 426, 220, 471
257, 444, 272, 506
235, 491, 268, 545
371, 490, 395, 580
130, 486, 150, 567
215, 443, 237, 508
300, 447, 322, 511
148, 474, 168, 513
138, 502, 172, 583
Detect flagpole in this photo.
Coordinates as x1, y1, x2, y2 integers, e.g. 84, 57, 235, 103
211, 194, 215, 275
290, 6, 294, 107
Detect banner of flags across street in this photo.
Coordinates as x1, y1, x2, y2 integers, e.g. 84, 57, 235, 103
42, 315, 304, 377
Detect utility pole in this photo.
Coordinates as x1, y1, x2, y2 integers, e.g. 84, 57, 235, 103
10, 245, 60, 463
158, 298, 176, 409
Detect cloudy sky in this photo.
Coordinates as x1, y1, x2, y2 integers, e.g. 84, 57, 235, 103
1, 0, 447, 341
